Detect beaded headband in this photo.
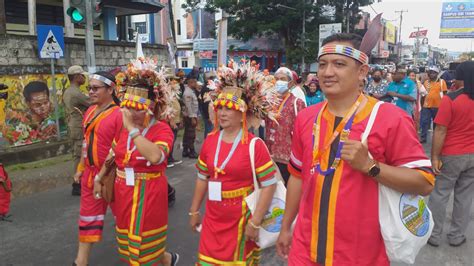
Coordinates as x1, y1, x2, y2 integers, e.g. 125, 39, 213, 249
90, 74, 116, 87
213, 92, 247, 113
318, 44, 369, 65
120, 93, 152, 111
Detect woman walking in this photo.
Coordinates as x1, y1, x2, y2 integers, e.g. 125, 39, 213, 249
94, 58, 179, 265
189, 61, 280, 265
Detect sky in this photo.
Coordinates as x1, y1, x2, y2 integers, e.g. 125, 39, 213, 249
361, 0, 474, 52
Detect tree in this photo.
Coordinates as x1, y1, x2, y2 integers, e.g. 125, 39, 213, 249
183, 0, 374, 68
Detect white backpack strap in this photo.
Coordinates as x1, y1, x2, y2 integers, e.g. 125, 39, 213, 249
249, 137, 261, 191
361, 101, 384, 144
294, 98, 299, 116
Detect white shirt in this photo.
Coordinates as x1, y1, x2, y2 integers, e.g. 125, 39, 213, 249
291, 86, 307, 107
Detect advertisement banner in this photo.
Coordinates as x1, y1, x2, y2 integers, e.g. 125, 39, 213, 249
385, 22, 396, 44
319, 23, 342, 48
409, 30, 428, 38
440, 1, 474, 38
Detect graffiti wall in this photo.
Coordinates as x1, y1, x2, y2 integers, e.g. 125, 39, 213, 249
0, 74, 87, 147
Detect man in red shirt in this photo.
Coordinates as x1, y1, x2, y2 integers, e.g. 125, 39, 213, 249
428, 61, 474, 247
276, 33, 434, 266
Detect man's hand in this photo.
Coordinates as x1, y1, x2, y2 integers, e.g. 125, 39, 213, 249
341, 140, 372, 173
387, 91, 397, 97
244, 220, 259, 243
276, 228, 292, 259
189, 213, 201, 233
431, 157, 443, 175
93, 180, 102, 200
191, 117, 197, 127
73, 171, 82, 183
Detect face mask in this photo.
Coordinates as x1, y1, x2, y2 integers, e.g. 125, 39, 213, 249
372, 76, 382, 82
275, 80, 289, 94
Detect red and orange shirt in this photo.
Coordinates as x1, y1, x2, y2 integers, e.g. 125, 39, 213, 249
196, 133, 277, 190
288, 97, 434, 265
114, 121, 174, 173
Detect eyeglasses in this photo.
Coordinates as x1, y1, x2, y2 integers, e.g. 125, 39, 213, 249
87, 85, 107, 92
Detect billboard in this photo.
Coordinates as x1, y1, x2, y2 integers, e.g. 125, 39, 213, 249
385, 22, 396, 44
319, 23, 342, 48
440, 1, 474, 38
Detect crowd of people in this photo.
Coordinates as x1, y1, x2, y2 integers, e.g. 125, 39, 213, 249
19, 32, 470, 265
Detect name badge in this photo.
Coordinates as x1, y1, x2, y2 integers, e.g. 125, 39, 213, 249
208, 181, 222, 201
125, 167, 135, 186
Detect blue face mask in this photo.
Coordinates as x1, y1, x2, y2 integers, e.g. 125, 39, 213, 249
275, 80, 289, 94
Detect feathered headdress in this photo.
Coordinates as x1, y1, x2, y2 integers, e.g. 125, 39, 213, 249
211, 59, 281, 143
115, 57, 179, 122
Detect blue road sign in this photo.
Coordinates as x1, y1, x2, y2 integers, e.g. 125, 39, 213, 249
37, 25, 65, 59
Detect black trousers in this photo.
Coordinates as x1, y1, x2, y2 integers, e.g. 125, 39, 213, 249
183, 117, 197, 151
276, 162, 290, 186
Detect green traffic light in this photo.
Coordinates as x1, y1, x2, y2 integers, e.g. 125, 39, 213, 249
67, 7, 84, 23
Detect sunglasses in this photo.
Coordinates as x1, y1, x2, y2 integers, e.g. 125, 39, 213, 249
87, 85, 107, 92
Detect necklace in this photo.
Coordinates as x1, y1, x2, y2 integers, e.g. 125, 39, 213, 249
213, 129, 242, 179
310, 94, 364, 175
275, 93, 291, 119
123, 118, 156, 166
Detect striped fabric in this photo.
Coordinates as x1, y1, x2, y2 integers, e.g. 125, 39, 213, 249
255, 160, 276, 184
155, 141, 170, 156
317, 44, 369, 65
197, 248, 261, 265
196, 157, 209, 177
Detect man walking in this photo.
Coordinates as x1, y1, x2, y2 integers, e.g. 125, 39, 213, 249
277, 33, 434, 265
428, 61, 474, 247
387, 67, 417, 117
420, 66, 447, 143
182, 76, 199, 159
63, 65, 89, 196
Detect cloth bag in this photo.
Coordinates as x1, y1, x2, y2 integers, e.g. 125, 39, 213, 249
101, 156, 116, 203
245, 137, 287, 249
361, 101, 434, 264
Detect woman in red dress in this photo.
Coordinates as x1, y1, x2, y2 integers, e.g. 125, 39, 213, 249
189, 62, 281, 265
94, 59, 179, 265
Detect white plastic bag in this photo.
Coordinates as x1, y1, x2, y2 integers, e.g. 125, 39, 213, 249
362, 101, 434, 264
245, 137, 287, 249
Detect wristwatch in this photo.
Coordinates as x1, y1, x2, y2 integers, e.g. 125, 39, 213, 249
367, 160, 381, 178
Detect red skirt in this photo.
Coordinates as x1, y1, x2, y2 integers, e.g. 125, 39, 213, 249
114, 170, 168, 265
197, 187, 260, 265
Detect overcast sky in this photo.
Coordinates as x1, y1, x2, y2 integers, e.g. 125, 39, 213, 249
361, 0, 473, 52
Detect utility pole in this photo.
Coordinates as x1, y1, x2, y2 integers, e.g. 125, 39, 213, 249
84, 0, 96, 73
413, 26, 423, 67
217, 11, 228, 66
395, 10, 408, 63
301, 0, 306, 73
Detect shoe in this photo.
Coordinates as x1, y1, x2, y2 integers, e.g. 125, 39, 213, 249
72, 183, 81, 196
182, 151, 189, 158
420, 138, 427, 144
167, 162, 175, 168
449, 237, 466, 247
188, 151, 198, 159
170, 252, 180, 266
427, 237, 439, 247
168, 187, 176, 207
173, 159, 183, 165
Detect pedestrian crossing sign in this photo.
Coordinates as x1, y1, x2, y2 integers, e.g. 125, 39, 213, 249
37, 25, 65, 59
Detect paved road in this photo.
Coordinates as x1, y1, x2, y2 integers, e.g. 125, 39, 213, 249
1, 136, 473, 265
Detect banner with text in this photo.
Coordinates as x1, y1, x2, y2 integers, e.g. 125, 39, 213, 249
440, 1, 474, 38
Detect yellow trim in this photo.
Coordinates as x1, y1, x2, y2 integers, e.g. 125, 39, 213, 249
116, 226, 128, 234
140, 237, 166, 250
234, 197, 247, 260
117, 169, 163, 180
154, 141, 170, 149
79, 235, 101, 243
199, 253, 247, 265
128, 233, 142, 241
142, 224, 168, 237
116, 237, 128, 245
198, 158, 208, 167
222, 186, 253, 199
139, 247, 165, 263
255, 161, 273, 173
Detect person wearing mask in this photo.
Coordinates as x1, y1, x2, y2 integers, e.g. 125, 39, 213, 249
387, 67, 417, 117
420, 66, 447, 143
182, 76, 199, 158
63, 65, 90, 196
189, 62, 278, 265
365, 69, 390, 102
73, 71, 122, 266
305, 78, 325, 106
277, 33, 434, 266
265, 67, 305, 185
428, 61, 474, 247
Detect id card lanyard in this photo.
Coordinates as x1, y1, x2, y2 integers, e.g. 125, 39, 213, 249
209, 129, 243, 201
124, 118, 156, 186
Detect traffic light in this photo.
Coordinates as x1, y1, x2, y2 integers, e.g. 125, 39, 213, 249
67, 0, 85, 24
92, 0, 103, 25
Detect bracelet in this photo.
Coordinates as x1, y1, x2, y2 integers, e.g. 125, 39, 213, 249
94, 174, 101, 182
188, 211, 200, 216
249, 220, 261, 229
130, 132, 141, 140
128, 128, 139, 137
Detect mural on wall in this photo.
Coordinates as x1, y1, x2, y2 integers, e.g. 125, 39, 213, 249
0, 74, 85, 147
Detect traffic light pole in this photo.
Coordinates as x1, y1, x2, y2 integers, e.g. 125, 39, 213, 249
85, 0, 96, 73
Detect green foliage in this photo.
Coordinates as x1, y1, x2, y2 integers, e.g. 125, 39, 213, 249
182, 0, 374, 67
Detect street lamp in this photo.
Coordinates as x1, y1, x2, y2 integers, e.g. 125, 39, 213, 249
276, 2, 306, 73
